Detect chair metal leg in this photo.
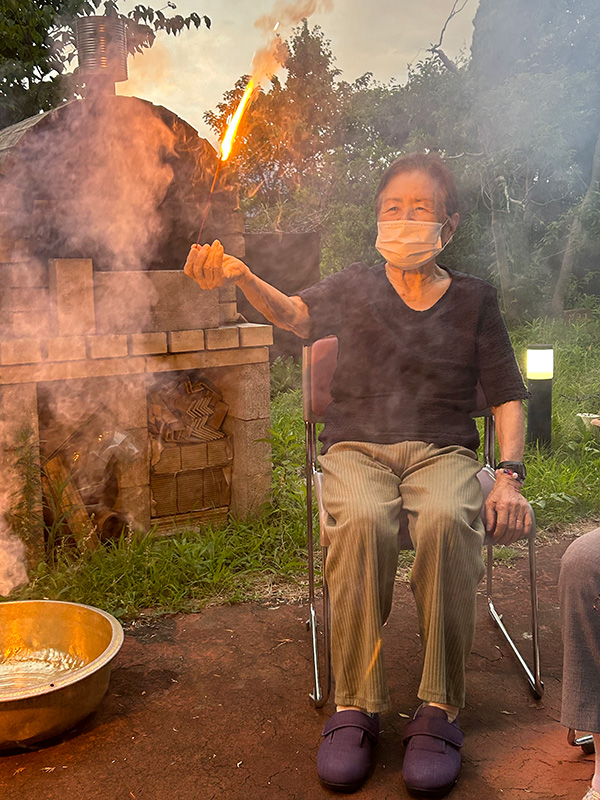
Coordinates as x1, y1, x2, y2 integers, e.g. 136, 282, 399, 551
309, 548, 331, 707
567, 728, 595, 754
306, 420, 332, 707
486, 536, 544, 698
307, 552, 331, 707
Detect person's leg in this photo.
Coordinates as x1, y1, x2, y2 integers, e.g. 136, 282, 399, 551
391, 443, 483, 796
316, 442, 403, 792
559, 528, 600, 798
398, 443, 484, 711
319, 441, 404, 713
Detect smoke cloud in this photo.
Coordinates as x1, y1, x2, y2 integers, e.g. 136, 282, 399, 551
8, 98, 176, 272
252, 0, 334, 84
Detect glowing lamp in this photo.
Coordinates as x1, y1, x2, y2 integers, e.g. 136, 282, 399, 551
526, 345, 554, 380
526, 345, 553, 448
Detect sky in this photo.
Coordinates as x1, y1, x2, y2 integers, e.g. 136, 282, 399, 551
116, 0, 479, 145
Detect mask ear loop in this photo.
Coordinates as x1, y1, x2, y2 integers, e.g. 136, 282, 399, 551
440, 218, 454, 251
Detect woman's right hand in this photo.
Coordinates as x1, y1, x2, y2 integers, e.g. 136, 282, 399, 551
184, 239, 250, 290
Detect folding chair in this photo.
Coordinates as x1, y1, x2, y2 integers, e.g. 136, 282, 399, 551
304, 336, 544, 708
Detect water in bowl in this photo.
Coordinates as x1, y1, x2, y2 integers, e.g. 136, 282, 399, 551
0, 648, 86, 692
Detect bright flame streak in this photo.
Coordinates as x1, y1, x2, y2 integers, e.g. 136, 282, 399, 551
220, 80, 254, 161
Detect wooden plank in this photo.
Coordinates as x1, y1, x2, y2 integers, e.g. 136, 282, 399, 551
43, 455, 99, 551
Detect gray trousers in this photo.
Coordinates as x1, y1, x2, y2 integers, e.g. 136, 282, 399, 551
560, 527, 600, 732
319, 440, 485, 713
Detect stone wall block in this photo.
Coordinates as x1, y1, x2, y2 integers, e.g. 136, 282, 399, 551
0, 382, 44, 568
10, 288, 48, 311
238, 323, 273, 348
0, 261, 47, 288
129, 332, 168, 356
12, 311, 50, 339
202, 362, 270, 420
218, 284, 237, 303
88, 335, 129, 360
94, 271, 219, 334
1, 338, 43, 365
49, 259, 96, 336
230, 471, 271, 519
219, 302, 238, 325
143, 346, 267, 375
0, 236, 29, 263
168, 329, 205, 353
223, 416, 271, 474
0, 347, 268, 385
0, 355, 143, 385
46, 337, 87, 362
205, 326, 239, 350
0, 289, 12, 311
218, 211, 245, 235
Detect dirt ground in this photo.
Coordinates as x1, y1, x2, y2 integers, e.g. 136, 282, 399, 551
1, 528, 599, 800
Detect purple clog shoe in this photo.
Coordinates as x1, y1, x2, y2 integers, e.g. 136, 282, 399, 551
317, 709, 379, 793
402, 705, 464, 797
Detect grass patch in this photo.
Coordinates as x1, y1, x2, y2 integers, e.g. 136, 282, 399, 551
512, 313, 600, 528
16, 517, 308, 620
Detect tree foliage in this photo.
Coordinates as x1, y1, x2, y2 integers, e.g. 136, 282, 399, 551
0, 0, 210, 129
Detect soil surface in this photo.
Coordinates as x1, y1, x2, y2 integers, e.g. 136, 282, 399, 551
1, 529, 599, 800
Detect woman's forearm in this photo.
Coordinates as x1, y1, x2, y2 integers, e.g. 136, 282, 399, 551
491, 399, 526, 461
235, 270, 311, 338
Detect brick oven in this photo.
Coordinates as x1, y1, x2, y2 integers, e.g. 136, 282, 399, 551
0, 93, 273, 562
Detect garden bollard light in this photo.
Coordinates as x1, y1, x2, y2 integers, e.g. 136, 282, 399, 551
526, 344, 554, 448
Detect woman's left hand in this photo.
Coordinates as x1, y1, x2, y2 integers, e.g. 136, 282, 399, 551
484, 475, 533, 545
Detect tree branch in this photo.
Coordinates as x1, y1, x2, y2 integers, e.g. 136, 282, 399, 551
429, 47, 459, 74
427, 0, 471, 73
431, 0, 471, 51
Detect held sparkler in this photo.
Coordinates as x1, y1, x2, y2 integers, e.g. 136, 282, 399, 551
196, 79, 255, 244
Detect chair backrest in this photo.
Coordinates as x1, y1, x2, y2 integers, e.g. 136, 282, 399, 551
302, 337, 491, 422
302, 337, 338, 423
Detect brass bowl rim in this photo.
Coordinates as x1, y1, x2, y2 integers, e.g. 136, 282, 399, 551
0, 599, 124, 703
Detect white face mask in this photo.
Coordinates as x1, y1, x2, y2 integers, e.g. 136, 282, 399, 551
375, 219, 451, 270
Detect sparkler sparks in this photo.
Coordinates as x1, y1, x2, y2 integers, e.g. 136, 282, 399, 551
219, 79, 254, 162
196, 79, 255, 243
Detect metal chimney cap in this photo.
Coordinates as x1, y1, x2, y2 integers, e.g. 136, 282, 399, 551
75, 15, 128, 85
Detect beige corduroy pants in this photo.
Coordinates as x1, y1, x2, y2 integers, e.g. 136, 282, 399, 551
319, 440, 485, 713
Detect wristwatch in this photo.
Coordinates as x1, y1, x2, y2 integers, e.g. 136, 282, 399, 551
496, 460, 527, 483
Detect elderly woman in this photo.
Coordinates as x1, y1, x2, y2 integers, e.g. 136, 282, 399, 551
184, 152, 532, 797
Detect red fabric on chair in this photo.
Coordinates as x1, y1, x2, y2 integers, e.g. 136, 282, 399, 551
304, 337, 338, 422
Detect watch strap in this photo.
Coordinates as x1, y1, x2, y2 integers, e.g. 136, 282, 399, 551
496, 460, 526, 481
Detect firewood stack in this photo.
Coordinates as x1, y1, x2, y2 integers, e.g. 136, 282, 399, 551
149, 376, 233, 522
40, 411, 136, 547
148, 377, 228, 443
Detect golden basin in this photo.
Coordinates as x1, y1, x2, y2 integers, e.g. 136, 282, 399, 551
0, 600, 124, 750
